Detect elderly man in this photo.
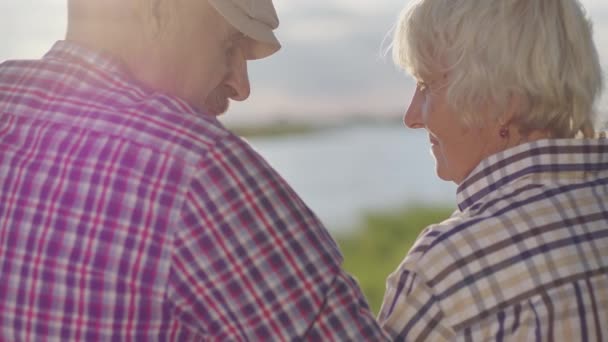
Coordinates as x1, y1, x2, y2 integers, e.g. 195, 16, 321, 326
0, 0, 388, 340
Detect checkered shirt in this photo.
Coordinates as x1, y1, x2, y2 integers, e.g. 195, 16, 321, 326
379, 137, 608, 341
0, 41, 388, 341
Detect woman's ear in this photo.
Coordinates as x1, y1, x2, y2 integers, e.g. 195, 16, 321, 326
501, 91, 526, 126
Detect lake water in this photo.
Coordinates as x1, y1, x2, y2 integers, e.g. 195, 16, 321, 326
246, 123, 457, 233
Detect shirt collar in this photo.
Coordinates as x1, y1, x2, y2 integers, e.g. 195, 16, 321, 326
456, 137, 608, 211
43, 40, 133, 79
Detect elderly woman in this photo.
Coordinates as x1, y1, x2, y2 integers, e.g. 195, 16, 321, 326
379, 0, 607, 340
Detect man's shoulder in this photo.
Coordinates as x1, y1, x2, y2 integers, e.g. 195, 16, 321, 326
0, 54, 245, 163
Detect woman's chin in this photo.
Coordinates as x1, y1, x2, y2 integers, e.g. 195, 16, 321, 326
436, 169, 452, 182
434, 161, 455, 183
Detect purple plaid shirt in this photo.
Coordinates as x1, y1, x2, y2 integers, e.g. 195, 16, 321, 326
0, 41, 388, 341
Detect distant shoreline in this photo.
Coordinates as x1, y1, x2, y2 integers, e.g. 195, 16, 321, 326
225, 116, 405, 138
225, 111, 608, 138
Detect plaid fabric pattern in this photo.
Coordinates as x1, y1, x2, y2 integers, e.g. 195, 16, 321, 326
379, 138, 608, 341
0, 41, 388, 341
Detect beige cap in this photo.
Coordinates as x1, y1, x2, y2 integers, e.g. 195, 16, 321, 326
207, 0, 281, 60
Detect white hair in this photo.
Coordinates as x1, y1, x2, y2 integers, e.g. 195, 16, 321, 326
393, 0, 604, 137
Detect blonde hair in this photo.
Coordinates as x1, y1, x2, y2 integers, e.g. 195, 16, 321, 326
393, 0, 604, 138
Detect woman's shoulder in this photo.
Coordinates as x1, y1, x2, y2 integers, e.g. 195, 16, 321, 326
401, 211, 484, 274
403, 206, 525, 283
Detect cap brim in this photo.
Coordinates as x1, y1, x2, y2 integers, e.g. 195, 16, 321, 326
208, 0, 281, 60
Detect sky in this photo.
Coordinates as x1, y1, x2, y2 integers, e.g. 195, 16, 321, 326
1, 0, 607, 126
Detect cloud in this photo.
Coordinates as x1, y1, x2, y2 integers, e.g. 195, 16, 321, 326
281, 16, 356, 43
1, 0, 606, 125
229, 0, 608, 122
224, 79, 413, 126
225, 0, 407, 121
275, 0, 404, 16
0, 1, 66, 61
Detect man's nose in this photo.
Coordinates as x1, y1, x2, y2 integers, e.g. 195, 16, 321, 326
403, 88, 424, 129
225, 50, 251, 102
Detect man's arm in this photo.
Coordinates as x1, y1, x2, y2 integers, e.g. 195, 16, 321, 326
168, 134, 388, 340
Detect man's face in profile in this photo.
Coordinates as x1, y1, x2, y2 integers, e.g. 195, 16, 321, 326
153, 0, 251, 116
201, 33, 251, 116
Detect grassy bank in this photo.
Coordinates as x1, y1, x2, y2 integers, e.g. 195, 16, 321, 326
226, 116, 404, 138
336, 205, 454, 314
229, 122, 322, 138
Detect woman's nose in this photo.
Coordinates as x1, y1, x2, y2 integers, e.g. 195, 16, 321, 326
403, 88, 424, 129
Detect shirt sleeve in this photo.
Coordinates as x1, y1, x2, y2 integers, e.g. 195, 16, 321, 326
167, 134, 389, 340
379, 268, 455, 341
378, 255, 456, 341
